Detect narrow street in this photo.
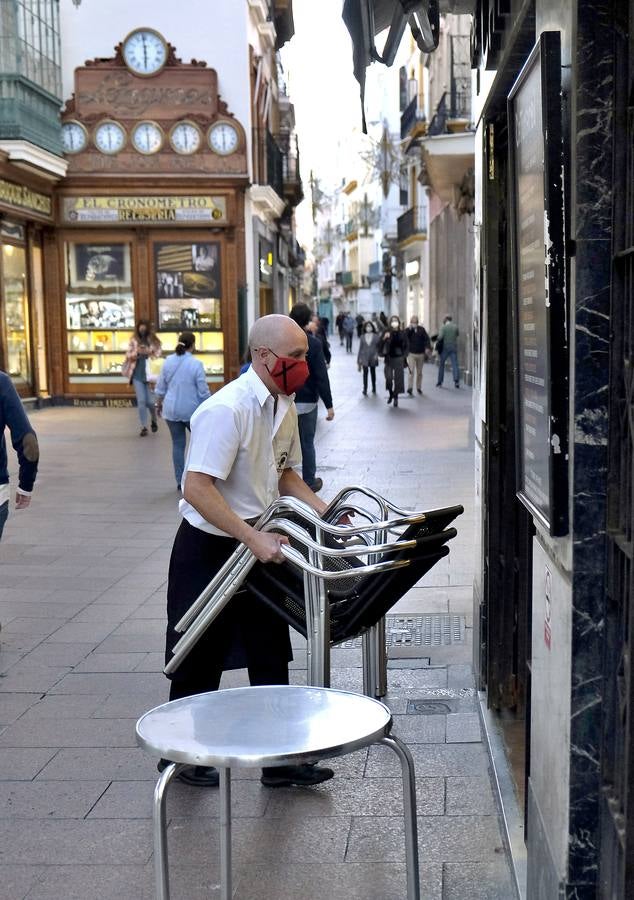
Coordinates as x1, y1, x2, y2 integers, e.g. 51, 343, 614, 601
0, 342, 515, 900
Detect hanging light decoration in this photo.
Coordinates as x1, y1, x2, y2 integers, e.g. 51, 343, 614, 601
360, 122, 402, 199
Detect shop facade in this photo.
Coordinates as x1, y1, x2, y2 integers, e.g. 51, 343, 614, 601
49, 30, 248, 402
0, 159, 57, 399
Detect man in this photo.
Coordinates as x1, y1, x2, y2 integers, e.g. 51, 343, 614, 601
193, 244, 215, 272
342, 311, 355, 353
163, 315, 334, 788
0, 371, 38, 542
289, 303, 334, 493
406, 316, 431, 395
436, 314, 460, 388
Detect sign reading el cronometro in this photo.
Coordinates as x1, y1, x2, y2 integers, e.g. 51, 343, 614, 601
62, 195, 227, 225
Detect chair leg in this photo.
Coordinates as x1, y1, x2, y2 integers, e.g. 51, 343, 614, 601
379, 735, 420, 900
219, 767, 232, 900
153, 762, 183, 900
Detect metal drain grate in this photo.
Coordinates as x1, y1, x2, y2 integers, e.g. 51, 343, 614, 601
334, 614, 465, 650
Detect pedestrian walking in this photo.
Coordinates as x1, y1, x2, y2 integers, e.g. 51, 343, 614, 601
123, 319, 162, 436
154, 332, 211, 491
335, 311, 345, 346
342, 312, 355, 353
311, 313, 331, 365
380, 315, 409, 407
357, 321, 381, 395
0, 371, 38, 543
355, 313, 365, 338
290, 303, 335, 493
379, 311, 388, 329
406, 316, 432, 395
435, 315, 461, 388
162, 314, 334, 788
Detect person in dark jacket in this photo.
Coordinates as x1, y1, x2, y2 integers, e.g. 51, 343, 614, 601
357, 321, 381, 395
380, 316, 409, 407
311, 314, 331, 365
289, 304, 334, 493
406, 316, 432, 395
0, 371, 39, 541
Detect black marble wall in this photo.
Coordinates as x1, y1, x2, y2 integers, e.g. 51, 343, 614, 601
567, 0, 615, 895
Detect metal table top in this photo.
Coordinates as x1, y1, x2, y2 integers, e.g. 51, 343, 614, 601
136, 685, 392, 768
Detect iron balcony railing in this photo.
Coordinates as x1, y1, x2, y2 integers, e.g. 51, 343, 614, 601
427, 86, 472, 137
397, 206, 428, 243
266, 129, 284, 198
400, 95, 425, 139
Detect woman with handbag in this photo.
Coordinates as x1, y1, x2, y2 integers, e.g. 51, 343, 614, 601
122, 319, 162, 436
154, 331, 210, 490
380, 315, 409, 407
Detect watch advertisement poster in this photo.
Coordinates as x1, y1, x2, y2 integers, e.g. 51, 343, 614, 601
155, 242, 222, 330
65, 242, 134, 329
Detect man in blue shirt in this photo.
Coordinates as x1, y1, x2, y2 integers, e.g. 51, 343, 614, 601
0, 371, 39, 541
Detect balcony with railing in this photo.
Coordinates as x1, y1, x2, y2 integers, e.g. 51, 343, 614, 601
276, 132, 303, 206
400, 95, 426, 140
397, 206, 428, 246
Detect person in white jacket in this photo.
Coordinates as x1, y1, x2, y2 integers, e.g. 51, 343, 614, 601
154, 332, 210, 490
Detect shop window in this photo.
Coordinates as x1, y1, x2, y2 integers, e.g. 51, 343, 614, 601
2, 244, 31, 386
65, 242, 134, 381
154, 241, 224, 382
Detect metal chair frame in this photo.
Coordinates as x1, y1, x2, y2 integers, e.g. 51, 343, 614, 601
165, 488, 457, 698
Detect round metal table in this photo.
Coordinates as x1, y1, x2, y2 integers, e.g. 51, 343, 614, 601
136, 684, 420, 900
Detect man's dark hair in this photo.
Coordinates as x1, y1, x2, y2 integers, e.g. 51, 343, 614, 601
289, 303, 312, 330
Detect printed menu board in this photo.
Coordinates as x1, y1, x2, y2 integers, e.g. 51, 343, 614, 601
509, 32, 568, 536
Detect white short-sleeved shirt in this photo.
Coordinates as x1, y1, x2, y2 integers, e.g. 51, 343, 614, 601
179, 365, 302, 536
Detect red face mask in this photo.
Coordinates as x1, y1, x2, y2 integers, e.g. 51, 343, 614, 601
265, 349, 309, 395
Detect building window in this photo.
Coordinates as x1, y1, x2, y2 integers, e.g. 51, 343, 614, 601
0, 0, 61, 98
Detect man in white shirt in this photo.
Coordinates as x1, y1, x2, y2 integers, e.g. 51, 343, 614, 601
163, 314, 334, 788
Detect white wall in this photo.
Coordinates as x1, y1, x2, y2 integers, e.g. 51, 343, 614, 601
60, 0, 251, 139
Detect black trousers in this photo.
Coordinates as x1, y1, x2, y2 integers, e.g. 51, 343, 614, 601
362, 366, 376, 392
165, 519, 291, 701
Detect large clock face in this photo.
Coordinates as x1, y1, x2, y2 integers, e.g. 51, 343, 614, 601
170, 121, 202, 155
62, 121, 88, 154
208, 121, 239, 156
94, 120, 127, 155
122, 28, 168, 77
131, 121, 163, 155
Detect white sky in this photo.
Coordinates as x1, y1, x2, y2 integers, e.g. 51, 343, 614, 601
280, 0, 364, 245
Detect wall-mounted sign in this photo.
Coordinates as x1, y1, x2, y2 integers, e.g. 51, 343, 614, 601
405, 259, 420, 278
61, 195, 227, 225
508, 32, 568, 536
0, 179, 52, 220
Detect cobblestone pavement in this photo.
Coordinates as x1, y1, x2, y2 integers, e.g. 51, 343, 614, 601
0, 339, 516, 899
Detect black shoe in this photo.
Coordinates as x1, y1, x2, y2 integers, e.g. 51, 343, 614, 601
151, 420, 158, 433
436, 383, 442, 388
310, 477, 323, 493
372, 388, 376, 394
158, 758, 219, 787
387, 393, 393, 405
260, 763, 334, 787
407, 388, 413, 396
362, 390, 367, 396
393, 396, 398, 407
417, 389, 423, 395
139, 426, 148, 436
455, 381, 460, 388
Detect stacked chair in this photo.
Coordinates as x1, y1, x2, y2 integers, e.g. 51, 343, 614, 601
164, 486, 463, 698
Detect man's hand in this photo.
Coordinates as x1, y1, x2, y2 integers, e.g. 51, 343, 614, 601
15, 493, 31, 510
326, 408, 335, 421
246, 530, 289, 564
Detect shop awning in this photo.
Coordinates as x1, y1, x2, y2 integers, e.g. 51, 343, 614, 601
342, 0, 475, 130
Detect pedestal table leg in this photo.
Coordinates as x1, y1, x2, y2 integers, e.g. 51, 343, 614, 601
153, 763, 183, 900
379, 735, 420, 900
219, 767, 232, 900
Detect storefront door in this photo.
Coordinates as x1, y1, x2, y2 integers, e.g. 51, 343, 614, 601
0, 236, 33, 395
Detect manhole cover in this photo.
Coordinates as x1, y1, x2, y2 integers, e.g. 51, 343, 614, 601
406, 698, 460, 715
334, 614, 465, 650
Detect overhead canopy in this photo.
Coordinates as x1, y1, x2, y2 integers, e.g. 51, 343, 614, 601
342, 0, 474, 130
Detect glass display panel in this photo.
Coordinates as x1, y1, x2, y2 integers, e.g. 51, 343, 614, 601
158, 330, 224, 380
154, 241, 222, 330
2, 244, 31, 385
65, 242, 134, 378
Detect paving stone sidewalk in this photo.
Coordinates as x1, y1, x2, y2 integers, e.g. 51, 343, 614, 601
0, 340, 516, 899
